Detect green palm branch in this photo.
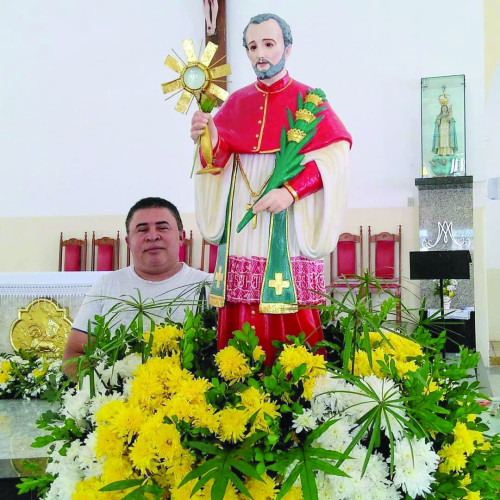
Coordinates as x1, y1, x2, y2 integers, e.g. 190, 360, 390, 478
237, 89, 327, 232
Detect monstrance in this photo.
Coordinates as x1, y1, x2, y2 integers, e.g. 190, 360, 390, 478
161, 39, 231, 174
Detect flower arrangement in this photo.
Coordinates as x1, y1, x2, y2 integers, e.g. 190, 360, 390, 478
0, 351, 64, 400
434, 278, 458, 297
18, 279, 500, 499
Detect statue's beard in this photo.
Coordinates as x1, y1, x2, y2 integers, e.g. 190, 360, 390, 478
253, 51, 286, 80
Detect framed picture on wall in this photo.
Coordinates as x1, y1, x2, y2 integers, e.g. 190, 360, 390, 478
421, 74, 465, 178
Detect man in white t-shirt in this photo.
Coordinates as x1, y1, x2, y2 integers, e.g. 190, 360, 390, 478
62, 197, 211, 377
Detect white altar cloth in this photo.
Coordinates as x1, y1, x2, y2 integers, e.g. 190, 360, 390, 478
0, 271, 108, 298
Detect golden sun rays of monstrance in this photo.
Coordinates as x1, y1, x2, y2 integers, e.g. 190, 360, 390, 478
161, 39, 231, 114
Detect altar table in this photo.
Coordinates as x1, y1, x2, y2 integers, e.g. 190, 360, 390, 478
0, 272, 108, 353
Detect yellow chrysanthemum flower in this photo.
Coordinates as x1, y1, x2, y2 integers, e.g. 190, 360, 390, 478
245, 473, 278, 499
73, 477, 123, 499
218, 407, 249, 442
252, 345, 266, 362
129, 356, 188, 411
95, 400, 127, 425
32, 365, 48, 378
394, 359, 418, 377
438, 442, 467, 473
460, 473, 472, 487
278, 344, 311, 373
465, 490, 481, 500
453, 421, 483, 456
194, 406, 220, 433
240, 386, 263, 408
101, 456, 134, 485
95, 425, 126, 459
0, 361, 12, 384
129, 432, 158, 475
143, 324, 184, 355
107, 403, 145, 443
215, 346, 251, 383
281, 486, 304, 500
239, 386, 279, 431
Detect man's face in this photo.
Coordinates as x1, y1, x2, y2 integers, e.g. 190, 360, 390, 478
125, 207, 183, 278
245, 19, 291, 81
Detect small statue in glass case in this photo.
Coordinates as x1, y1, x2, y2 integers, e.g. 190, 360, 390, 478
429, 86, 459, 175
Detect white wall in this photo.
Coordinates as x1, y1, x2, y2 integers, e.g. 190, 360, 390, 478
0, 0, 485, 218
0, 1, 490, 356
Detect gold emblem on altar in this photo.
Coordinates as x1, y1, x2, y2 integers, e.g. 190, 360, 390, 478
10, 298, 72, 358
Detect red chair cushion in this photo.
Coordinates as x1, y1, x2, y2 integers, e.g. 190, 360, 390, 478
337, 241, 356, 278
97, 244, 114, 271
64, 245, 81, 271
375, 240, 395, 279
179, 244, 186, 263
208, 244, 218, 273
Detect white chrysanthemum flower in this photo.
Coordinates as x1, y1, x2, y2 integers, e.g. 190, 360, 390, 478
60, 381, 101, 430
345, 375, 407, 440
122, 378, 133, 399
64, 440, 83, 462
292, 408, 317, 433
392, 437, 439, 498
78, 431, 103, 478
314, 418, 353, 451
10, 355, 28, 365
45, 462, 83, 500
312, 373, 352, 413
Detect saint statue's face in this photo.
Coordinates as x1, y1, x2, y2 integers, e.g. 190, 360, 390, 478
245, 19, 291, 84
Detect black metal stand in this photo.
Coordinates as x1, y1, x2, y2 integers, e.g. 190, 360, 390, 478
410, 250, 472, 351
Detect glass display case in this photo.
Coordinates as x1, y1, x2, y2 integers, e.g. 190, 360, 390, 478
421, 74, 465, 177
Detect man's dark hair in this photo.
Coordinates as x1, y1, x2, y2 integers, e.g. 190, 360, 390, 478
125, 197, 183, 234
242, 13, 293, 49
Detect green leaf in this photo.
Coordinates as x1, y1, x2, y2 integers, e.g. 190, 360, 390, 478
299, 458, 318, 500
178, 458, 221, 488
307, 457, 348, 477
228, 457, 263, 481
188, 441, 221, 455
276, 463, 301, 500
100, 478, 144, 491
211, 474, 229, 500
304, 418, 340, 446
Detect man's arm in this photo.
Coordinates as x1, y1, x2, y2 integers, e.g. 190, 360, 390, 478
61, 329, 89, 379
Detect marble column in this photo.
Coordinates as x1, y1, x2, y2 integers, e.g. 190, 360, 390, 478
415, 176, 474, 309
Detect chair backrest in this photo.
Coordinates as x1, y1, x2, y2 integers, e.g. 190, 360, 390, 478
59, 232, 88, 271
368, 225, 402, 282
330, 226, 363, 285
91, 231, 120, 271
179, 230, 193, 266
201, 239, 218, 273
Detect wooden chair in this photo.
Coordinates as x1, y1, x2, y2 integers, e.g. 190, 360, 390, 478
179, 230, 193, 266
368, 225, 402, 323
200, 239, 218, 273
59, 232, 88, 271
328, 226, 363, 293
91, 231, 120, 271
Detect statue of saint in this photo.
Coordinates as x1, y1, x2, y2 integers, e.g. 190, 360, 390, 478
190, 13, 352, 363
432, 86, 458, 157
